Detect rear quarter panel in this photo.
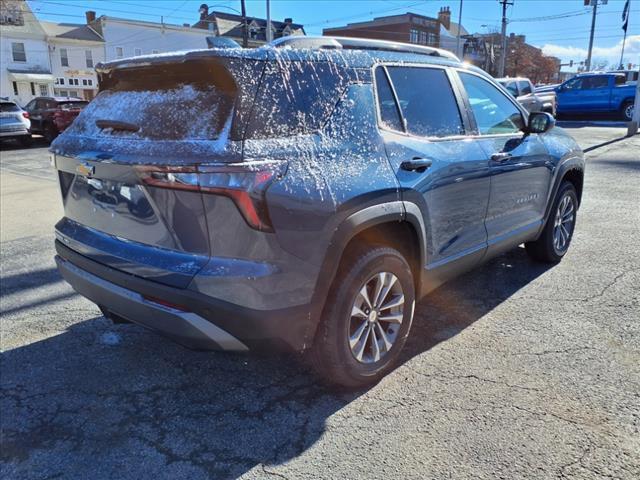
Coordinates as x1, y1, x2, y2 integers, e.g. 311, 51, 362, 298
206, 81, 400, 311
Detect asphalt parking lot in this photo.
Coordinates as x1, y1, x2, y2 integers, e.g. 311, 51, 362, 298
1, 125, 639, 479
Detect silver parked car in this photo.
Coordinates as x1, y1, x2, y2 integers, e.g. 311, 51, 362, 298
497, 77, 555, 116
0, 100, 31, 146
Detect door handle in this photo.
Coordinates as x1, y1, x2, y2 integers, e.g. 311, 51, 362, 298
491, 152, 513, 162
400, 157, 433, 172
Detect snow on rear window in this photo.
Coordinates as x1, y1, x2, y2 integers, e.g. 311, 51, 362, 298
66, 84, 234, 141
0, 102, 21, 113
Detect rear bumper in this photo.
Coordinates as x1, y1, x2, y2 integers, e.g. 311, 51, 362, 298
55, 241, 314, 352
0, 127, 29, 137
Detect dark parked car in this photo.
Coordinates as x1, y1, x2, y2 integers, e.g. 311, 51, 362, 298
25, 96, 88, 142
51, 37, 585, 388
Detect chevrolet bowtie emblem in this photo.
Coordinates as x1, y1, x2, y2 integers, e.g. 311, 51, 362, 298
76, 162, 95, 177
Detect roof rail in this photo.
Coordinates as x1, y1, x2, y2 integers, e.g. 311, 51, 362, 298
269, 36, 460, 61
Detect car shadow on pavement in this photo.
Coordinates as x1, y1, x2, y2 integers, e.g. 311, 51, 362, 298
401, 246, 552, 364
1, 247, 553, 479
0, 136, 49, 151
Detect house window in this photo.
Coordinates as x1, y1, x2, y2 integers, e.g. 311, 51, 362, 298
68, 90, 78, 97
249, 26, 258, 39
30, 82, 35, 95
12, 81, 18, 95
60, 90, 69, 97
134, 48, 142, 56
82, 79, 88, 86
419, 31, 427, 45
88, 79, 93, 86
85, 50, 93, 68
39, 84, 48, 96
58, 77, 65, 85
12, 42, 26, 62
428, 33, 437, 45
409, 29, 419, 44
116, 47, 124, 58
60, 48, 69, 67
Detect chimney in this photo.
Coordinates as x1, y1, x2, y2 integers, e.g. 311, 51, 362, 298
438, 6, 451, 31
199, 3, 209, 21
284, 18, 293, 24
85, 11, 96, 24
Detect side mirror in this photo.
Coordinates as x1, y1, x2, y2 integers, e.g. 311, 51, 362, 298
527, 111, 555, 134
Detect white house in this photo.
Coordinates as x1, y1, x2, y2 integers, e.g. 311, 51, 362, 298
0, 0, 54, 105
88, 15, 212, 62
40, 19, 104, 100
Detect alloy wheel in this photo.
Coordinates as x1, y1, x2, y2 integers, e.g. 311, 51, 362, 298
624, 103, 634, 121
553, 194, 575, 254
348, 272, 405, 364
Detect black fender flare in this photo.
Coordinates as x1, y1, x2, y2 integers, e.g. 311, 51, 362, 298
303, 201, 427, 346
540, 155, 584, 235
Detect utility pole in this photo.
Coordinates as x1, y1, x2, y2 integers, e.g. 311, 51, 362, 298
455, 0, 463, 58
498, 0, 513, 78
266, 0, 273, 43
240, 0, 248, 48
585, 0, 599, 71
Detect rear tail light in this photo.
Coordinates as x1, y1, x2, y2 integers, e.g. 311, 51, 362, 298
22, 112, 29, 119
136, 160, 287, 232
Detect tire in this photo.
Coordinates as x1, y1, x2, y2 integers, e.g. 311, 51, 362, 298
44, 124, 58, 143
19, 135, 32, 147
525, 181, 578, 263
621, 100, 634, 121
310, 246, 416, 389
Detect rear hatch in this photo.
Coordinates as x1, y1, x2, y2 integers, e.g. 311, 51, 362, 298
0, 102, 27, 132
52, 52, 265, 288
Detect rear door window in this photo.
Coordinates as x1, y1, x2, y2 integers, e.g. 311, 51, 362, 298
374, 67, 403, 132
385, 66, 463, 138
459, 72, 524, 135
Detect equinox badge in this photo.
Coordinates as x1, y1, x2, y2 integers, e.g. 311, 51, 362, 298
76, 163, 95, 177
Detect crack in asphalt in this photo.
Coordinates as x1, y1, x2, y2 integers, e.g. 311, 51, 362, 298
402, 366, 541, 392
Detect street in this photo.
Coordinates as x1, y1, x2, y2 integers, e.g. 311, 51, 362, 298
1, 125, 639, 479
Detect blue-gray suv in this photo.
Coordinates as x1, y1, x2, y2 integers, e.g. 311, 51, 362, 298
52, 37, 585, 388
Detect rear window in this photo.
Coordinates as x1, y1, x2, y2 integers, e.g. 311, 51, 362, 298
57, 101, 88, 110
65, 60, 237, 141
0, 102, 21, 113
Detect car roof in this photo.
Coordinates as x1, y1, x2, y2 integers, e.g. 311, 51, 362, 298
97, 35, 471, 74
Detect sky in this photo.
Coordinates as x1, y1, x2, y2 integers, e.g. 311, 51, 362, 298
26, 0, 640, 69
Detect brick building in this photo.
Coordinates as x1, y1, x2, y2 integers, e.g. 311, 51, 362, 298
323, 11, 444, 50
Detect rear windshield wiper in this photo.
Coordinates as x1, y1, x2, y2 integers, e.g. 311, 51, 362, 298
95, 119, 140, 133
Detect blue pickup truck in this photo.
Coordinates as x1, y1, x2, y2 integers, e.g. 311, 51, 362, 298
555, 73, 636, 120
